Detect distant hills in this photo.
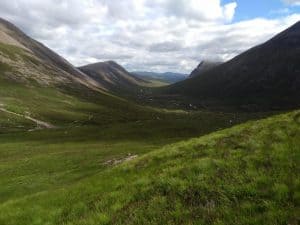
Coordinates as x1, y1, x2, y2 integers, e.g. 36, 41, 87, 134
132, 71, 187, 84
78, 61, 149, 94
163, 21, 300, 110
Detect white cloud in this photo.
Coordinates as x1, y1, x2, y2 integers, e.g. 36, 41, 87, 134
283, 0, 300, 6
0, 0, 299, 73
148, 0, 237, 22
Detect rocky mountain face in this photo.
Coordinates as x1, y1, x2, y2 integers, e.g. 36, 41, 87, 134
164, 21, 300, 110
0, 18, 100, 90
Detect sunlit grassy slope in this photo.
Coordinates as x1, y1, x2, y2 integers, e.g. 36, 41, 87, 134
0, 111, 298, 225
0, 43, 164, 132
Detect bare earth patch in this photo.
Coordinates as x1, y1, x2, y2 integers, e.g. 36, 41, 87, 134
103, 154, 138, 166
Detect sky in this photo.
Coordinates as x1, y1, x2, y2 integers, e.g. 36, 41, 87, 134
0, 0, 300, 73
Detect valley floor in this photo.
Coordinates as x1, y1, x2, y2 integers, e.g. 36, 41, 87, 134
0, 110, 299, 224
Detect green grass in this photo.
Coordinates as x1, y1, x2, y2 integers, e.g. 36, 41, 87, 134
0, 61, 270, 133
0, 43, 26, 60
140, 78, 170, 87
0, 42, 298, 224
0, 111, 298, 225
0, 111, 34, 133
0, 43, 271, 132
0, 43, 149, 130
0, 62, 11, 72
0, 110, 264, 202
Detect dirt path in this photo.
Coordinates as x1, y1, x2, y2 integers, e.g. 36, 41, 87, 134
0, 107, 55, 129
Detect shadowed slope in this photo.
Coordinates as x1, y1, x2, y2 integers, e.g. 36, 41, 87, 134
189, 61, 221, 78
164, 21, 300, 110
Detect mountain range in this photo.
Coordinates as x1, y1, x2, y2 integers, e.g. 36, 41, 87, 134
0, 15, 299, 225
1, 17, 300, 113
0, 18, 158, 130
0, 17, 151, 101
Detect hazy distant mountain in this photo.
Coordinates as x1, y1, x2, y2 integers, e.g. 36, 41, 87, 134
164, 21, 300, 110
133, 71, 187, 83
79, 61, 149, 94
189, 61, 221, 78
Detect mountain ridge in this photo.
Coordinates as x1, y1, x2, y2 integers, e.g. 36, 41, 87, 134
0, 18, 102, 90
189, 60, 222, 78
78, 61, 149, 94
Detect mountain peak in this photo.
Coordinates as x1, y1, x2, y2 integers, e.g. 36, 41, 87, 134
78, 61, 147, 92
104, 60, 118, 65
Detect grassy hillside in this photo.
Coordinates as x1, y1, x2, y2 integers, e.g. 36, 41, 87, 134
78, 61, 149, 97
0, 42, 158, 131
0, 111, 298, 224
0, 43, 269, 133
0, 28, 161, 131
132, 71, 187, 84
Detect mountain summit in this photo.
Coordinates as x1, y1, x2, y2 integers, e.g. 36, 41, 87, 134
78, 61, 147, 94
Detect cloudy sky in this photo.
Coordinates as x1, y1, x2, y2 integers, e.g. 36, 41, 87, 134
1, 0, 300, 73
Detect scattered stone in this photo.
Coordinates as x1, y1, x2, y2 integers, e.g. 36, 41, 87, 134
103, 154, 138, 166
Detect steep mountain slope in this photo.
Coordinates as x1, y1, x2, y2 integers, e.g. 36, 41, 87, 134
133, 71, 187, 84
0, 18, 159, 131
0, 18, 100, 89
164, 21, 300, 110
1, 110, 298, 224
189, 61, 221, 78
79, 61, 149, 94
